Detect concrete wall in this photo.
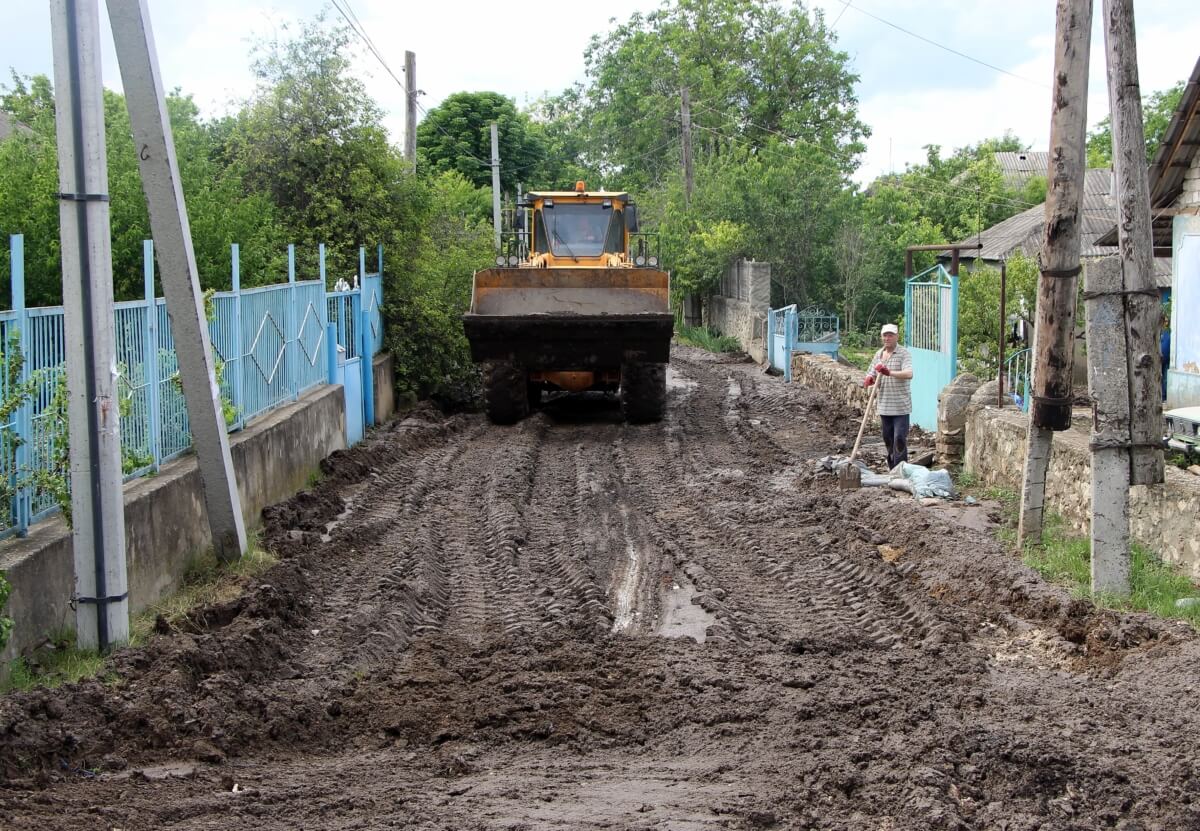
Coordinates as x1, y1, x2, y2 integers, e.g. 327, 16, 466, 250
790, 352, 1200, 579
0, 380, 363, 666
373, 352, 396, 423
708, 259, 771, 363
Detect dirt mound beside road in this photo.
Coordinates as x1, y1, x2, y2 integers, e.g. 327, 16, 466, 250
2, 344, 1199, 830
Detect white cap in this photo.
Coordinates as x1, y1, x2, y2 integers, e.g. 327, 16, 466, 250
881, 323, 899, 335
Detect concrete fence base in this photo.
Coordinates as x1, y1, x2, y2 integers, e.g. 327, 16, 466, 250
1, 358, 396, 669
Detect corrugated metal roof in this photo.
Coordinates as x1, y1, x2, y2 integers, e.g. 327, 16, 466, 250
946, 168, 1171, 288
994, 151, 1050, 180
0, 112, 34, 140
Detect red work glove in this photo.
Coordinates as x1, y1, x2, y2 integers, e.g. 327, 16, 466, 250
874, 363, 891, 376
863, 375, 875, 388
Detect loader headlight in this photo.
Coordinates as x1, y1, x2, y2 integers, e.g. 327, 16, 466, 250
635, 255, 646, 266
648, 256, 659, 267
496, 255, 507, 266
507, 255, 520, 266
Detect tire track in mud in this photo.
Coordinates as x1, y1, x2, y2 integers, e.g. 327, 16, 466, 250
628, 351, 946, 651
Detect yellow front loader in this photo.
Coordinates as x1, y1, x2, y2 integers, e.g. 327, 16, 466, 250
463, 184, 672, 423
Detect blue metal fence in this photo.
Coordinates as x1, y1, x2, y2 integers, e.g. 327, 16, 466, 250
1004, 348, 1032, 412
768, 305, 840, 381
1, 236, 385, 538
904, 263, 959, 430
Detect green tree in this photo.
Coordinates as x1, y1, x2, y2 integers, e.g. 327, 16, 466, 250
955, 252, 1038, 378
1087, 81, 1186, 168
1, 74, 284, 303
417, 92, 545, 193
227, 18, 410, 280
576, 0, 867, 192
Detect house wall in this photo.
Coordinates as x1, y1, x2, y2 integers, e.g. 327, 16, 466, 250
707, 259, 771, 363
1168, 215, 1200, 408
1180, 150, 1200, 208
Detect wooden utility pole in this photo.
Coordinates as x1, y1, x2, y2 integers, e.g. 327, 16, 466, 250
1018, 0, 1092, 547
681, 86, 694, 208
404, 50, 417, 173
108, 0, 247, 562
50, 0, 130, 651
1103, 0, 1165, 486
1085, 257, 1132, 594
490, 122, 502, 251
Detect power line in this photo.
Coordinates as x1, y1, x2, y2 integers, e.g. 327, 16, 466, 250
328, 0, 407, 95
840, 1, 1048, 89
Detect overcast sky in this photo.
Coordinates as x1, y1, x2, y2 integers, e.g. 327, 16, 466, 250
4, 1, 1198, 186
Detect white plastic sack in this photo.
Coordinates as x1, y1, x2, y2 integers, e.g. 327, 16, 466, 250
899, 463, 954, 499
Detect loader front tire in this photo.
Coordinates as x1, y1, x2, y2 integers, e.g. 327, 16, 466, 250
620, 362, 666, 423
484, 362, 529, 424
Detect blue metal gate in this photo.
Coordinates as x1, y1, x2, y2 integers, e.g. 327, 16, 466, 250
768, 305, 839, 381
904, 264, 958, 429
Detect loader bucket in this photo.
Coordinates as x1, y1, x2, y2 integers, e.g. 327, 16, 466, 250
463, 268, 673, 368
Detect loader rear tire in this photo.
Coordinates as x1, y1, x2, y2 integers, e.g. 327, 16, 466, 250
620, 362, 666, 423
484, 362, 529, 424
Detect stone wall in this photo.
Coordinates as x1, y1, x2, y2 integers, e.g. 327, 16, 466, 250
791, 352, 1200, 579
965, 406, 1200, 579
707, 259, 771, 363
790, 353, 875, 421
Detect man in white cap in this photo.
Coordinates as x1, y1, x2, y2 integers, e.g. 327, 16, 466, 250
862, 323, 914, 470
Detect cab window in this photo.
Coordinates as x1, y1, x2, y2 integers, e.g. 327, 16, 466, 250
605, 210, 624, 254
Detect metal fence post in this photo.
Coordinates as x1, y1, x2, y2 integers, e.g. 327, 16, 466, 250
12, 235, 31, 534
949, 271, 960, 378
326, 322, 337, 385
287, 243, 297, 400
231, 243, 244, 430
360, 305, 374, 428
143, 240, 161, 469
358, 245, 365, 290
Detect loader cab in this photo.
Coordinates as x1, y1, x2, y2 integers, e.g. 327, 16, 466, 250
527, 186, 631, 265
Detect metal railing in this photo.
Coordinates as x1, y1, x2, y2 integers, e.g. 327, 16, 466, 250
1, 236, 385, 538
1004, 348, 1032, 412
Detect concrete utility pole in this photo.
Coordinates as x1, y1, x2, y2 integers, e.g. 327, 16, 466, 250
404, 50, 417, 173
681, 87, 694, 208
50, 0, 129, 651
491, 121, 502, 251
1085, 257, 1132, 594
107, 0, 247, 562
1103, 0, 1165, 487
1018, 0, 1093, 548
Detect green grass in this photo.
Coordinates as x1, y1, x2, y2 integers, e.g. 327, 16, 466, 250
1, 632, 109, 692
674, 324, 742, 354
954, 471, 1200, 628
2, 538, 278, 693
840, 345, 875, 371
129, 537, 278, 643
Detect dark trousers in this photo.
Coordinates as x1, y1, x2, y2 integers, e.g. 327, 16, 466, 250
881, 414, 910, 470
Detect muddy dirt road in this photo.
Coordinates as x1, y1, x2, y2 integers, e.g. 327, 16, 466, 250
3, 345, 1200, 830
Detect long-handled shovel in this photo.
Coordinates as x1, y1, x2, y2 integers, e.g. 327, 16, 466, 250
838, 382, 878, 490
